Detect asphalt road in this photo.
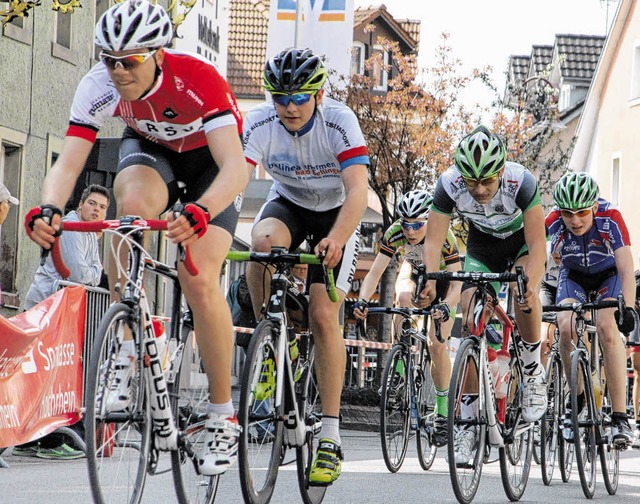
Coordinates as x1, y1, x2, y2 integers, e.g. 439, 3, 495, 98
1, 430, 639, 504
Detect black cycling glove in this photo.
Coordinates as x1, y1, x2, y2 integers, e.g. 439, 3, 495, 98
615, 306, 637, 334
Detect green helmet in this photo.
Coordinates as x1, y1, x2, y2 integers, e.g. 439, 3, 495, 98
263, 48, 328, 94
454, 125, 506, 179
553, 172, 599, 210
397, 190, 433, 219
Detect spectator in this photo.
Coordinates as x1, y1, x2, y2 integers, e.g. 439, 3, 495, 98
13, 184, 109, 460
0, 183, 19, 226
290, 264, 308, 293
24, 184, 110, 309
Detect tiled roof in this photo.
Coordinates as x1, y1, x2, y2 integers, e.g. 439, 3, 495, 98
554, 34, 605, 80
227, 0, 270, 99
354, 5, 419, 52
508, 55, 531, 85
530, 45, 554, 75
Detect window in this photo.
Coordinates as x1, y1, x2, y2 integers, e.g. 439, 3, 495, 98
558, 83, 571, 112
631, 41, 640, 102
611, 156, 620, 206
94, 0, 110, 61
2, 1, 33, 44
351, 42, 365, 76
55, 10, 71, 48
371, 44, 388, 91
0, 141, 22, 307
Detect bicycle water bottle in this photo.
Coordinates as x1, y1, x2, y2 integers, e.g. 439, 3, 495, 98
592, 370, 603, 410
487, 348, 509, 397
287, 326, 299, 362
410, 391, 418, 430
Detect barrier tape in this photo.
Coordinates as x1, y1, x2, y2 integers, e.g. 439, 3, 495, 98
232, 326, 396, 350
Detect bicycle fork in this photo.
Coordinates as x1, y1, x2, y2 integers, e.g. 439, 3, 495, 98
478, 338, 504, 447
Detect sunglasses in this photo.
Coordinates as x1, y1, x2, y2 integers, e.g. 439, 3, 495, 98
401, 220, 426, 231
560, 208, 593, 218
462, 173, 500, 190
272, 92, 314, 107
99, 50, 156, 70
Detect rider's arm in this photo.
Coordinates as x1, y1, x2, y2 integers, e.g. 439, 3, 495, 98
200, 125, 249, 217
522, 203, 547, 289
358, 252, 392, 301
30, 136, 95, 248
422, 211, 452, 273
317, 164, 369, 268
614, 245, 636, 307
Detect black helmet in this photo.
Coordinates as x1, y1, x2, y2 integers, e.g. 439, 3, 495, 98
263, 48, 328, 94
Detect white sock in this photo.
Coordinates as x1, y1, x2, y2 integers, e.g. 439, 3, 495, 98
460, 394, 478, 421
207, 400, 235, 417
320, 415, 340, 444
520, 339, 544, 378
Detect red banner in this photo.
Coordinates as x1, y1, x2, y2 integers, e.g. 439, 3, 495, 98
0, 286, 86, 448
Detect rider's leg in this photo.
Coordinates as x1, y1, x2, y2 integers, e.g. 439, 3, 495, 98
245, 217, 292, 320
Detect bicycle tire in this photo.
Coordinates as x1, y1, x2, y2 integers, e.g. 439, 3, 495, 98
571, 352, 597, 499
295, 335, 328, 504
540, 354, 563, 486
532, 421, 541, 465
416, 359, 437, 470
499, 355, 533, 501
85, 302, 151, 504
379, 344, 411, 472
447, 337, 486, 504
238, 320, 285, 504
170, 321, 219, 504
559, 381, 573, 483
599, 380, 619, 495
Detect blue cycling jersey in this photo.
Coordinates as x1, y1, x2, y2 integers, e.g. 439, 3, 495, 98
545, 198, 631, 275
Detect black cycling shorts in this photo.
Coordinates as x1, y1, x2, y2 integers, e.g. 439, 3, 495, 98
117, 128, 241, 235
255, 195, 359, 294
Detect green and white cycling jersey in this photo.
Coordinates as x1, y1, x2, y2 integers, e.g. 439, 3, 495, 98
432, 161, 541, 239
379, 219, 460, 269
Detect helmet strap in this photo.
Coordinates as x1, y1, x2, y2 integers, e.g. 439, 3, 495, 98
137, 54, 162, 100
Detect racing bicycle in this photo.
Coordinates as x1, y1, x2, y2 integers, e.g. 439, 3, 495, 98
227, 247, 338, 504
543, 295, 626, 498
49, 216, 217, 504
425, 267, 533, 504
358, 305, 440, 473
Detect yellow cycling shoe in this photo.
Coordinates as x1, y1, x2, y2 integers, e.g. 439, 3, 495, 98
253, 357, 275, 401
309, 438, 343, 486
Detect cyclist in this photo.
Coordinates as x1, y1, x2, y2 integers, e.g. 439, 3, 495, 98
546, 172, 635, 446
421, 125, 547, 464
24, 0, 246, 476
539, 247, 561, 369
243, 48, 369, 486
353, 189, 461, 446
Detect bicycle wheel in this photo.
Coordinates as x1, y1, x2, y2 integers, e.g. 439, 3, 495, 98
571, 352, 596, 499
296, 335, 327, 504
499, 358, 533, 501
532, 420, 541, 465
171, 321, 219, 504
599, 381, 619, 495
540, 354, 563, 486
238, 320, 285, 504
379, 344, 410, 473
416, 363, 437, 470
559, 381, 573, 483
447, 337, 486, 504
85, 303, 151, 504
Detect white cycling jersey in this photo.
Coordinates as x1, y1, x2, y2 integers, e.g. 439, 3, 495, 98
432, 161, 541, 239
243, 96, 369, 212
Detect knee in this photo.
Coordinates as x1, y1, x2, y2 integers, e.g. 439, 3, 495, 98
396, 291, 412, 307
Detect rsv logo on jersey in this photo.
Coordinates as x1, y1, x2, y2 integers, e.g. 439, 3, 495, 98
135, 117, 203, 141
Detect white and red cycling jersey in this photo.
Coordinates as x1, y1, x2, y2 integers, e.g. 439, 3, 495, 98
66, 49, 242, 153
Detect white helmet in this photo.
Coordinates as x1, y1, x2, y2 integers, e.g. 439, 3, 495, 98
95, 0, 173, 52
